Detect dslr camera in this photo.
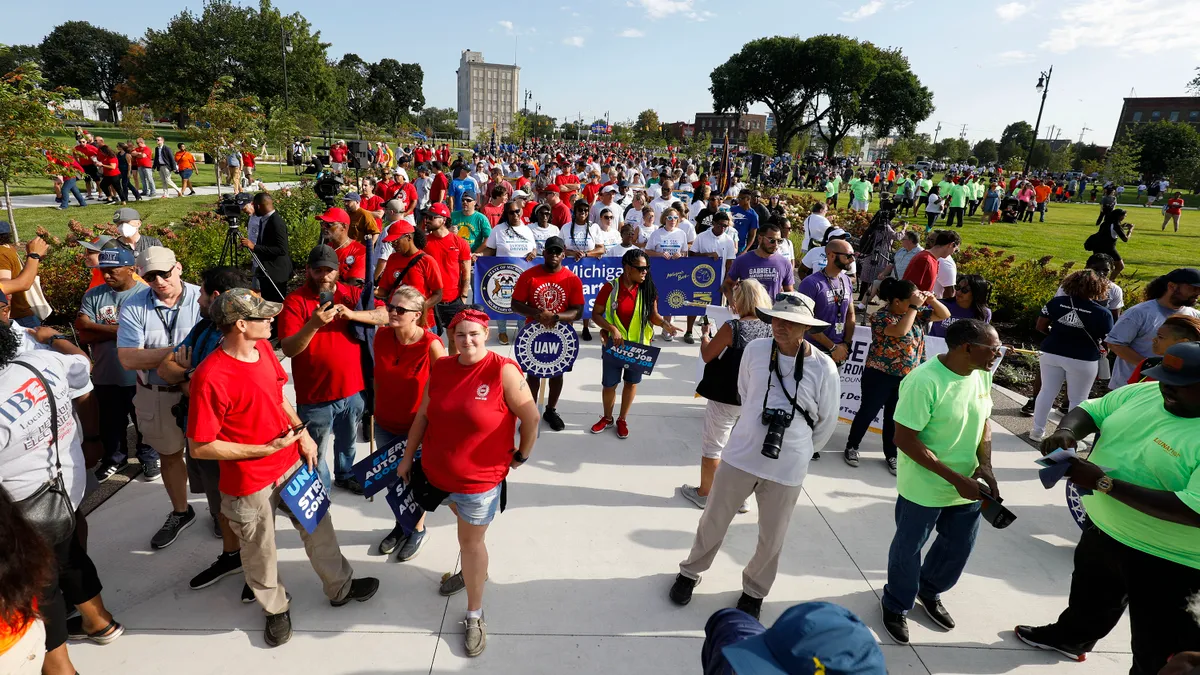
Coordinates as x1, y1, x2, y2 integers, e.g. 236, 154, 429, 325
216, 192, 252, 221
760, 407, 794, 459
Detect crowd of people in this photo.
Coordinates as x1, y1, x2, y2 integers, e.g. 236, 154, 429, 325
1, 137, 1198, 674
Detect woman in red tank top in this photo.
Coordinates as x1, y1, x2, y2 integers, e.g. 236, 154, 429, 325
398, 308, 539, 657
373, 286, 446, 561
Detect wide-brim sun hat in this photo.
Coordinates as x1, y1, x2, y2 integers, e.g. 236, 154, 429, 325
755, 292, 830, 328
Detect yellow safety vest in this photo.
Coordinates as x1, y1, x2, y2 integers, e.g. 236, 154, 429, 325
604, 276, 654, 344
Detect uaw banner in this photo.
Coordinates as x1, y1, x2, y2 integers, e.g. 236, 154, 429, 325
474, 257, 722, 321
838, 324, 1007, 433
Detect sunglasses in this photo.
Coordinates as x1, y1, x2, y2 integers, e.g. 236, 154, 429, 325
762, 237, 785, 245
386, 304, 421, 314
506, 210, 521, 216
629, 264, 650, 272
665, 216, 680, 222
143, 270, 172, 283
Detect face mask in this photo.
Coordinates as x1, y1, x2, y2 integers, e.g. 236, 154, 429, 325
118, 223, 137, 238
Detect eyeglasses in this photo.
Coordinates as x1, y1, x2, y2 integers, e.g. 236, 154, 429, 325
386, 304, 421, 314
629, 264, 650, 272
143, 270, 172, 283
762, 237, 785, 244
969, 342, 1005, 356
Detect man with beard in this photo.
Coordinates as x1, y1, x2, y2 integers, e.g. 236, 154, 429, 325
797, 237, 857, 367
278, 246, 388, 494
1105, 268, 1200, 389
721, 222, 795, 306
1016, 341, 1200, 672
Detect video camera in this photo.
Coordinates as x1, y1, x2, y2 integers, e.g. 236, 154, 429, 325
216, 192, 253, 222
313, 174, 344, 207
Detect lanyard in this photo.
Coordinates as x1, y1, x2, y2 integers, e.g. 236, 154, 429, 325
762, 342, 817, 430
152, 286, 187, 347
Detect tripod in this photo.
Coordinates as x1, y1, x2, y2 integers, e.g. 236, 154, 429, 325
218, 218, 286, 300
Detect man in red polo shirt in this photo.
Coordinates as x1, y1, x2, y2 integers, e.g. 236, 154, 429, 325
543, 185, 572, 226
376, 214, 444, 328
429, 162, 449, 205
555, 162, 582, 205
377, 171, 400, 203
902, 230, 959, 293
316, 207, 367, 286
329, 141, 348, 173
422, 202, 473, 353
279, 245, 388, 494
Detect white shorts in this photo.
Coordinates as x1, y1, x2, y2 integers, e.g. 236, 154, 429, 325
701, 400, 741, 459
850, 199, 869, 211
331, 162, 346, 172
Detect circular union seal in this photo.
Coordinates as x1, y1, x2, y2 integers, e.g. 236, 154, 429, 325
481, 263, 525, 314
666, 289, 688, 310
514, 322, 579, 379
691, 263, 716, 288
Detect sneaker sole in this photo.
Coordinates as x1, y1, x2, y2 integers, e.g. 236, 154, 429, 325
189, 565, 244, 590
396, 536, 428, 562
918, 597, 954, 631
150, 515, 195, 550
96, 470, 121, 483
1014, 627, 1086, 662
589, 423, 613, 434
143, 471, 162, 482
331, 584, 379, 607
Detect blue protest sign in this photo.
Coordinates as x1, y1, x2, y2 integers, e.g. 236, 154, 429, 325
602, 341, 661, 375
279, 464, 330, 534
654, 259, 722, 317
384, 479, 425, 536
350, 435, 407, 498
474, 257, 534, 320
514, 322, 579, 379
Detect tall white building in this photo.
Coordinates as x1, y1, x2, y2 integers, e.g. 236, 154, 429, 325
456, 50, 520, 141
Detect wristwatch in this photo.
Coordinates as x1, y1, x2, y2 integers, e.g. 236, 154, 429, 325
50, 334, 71, 342
26, 253, 43, 261
1096, 475, 1114, 493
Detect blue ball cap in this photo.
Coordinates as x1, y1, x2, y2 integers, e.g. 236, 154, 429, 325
722, 602, 886, 675
0, 221, 11, 235
97, 247, 136, 268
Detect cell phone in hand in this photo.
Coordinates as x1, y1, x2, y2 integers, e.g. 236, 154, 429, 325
278, 421, 309, 439
318, 290, 334, 308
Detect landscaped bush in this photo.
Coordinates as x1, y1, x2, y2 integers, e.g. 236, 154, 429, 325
779, 193, 873, 240
955, 246, 1075, 331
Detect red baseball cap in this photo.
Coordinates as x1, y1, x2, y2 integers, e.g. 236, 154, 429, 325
316, 207, 350, 225
422, 202, 451, 219
383, 220, 416, 242
540, 184, 560, 193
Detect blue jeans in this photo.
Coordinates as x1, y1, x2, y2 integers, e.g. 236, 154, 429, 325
59, 178, 86, 208
299, 391, 364, 488
15, 315, 41, 329
882, 495, 981, 614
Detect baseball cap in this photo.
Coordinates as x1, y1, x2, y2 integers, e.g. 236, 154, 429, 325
113, 207, 141, 224
601, 184, 618, 194
383, 220, 416, 242
209, 287, 282, 327
423, 202, 451, 219
80, 234, 116, 252
97, 248, 136, 268
307, 244, 339, 270
342, 192, 361, 203
512, 190, 530, 200
384, 199, 405, 213
0, 221, 10, 235
540, 184, 560, 194
543, 236, 566, 254
1165, 268, 1200, 287
136, 246, 177, 275
722, 602, 886, 675
316, 207, 350, 225
617, 180, 629, 189
391, 167, 403, 175
1143, 341, 1200, 386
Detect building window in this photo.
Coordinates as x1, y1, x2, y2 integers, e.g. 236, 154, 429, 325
1151, 111, 1161, 121
1170, 111, 1180, 122
1190, 111, 1199, 122
1133, 111, 1142, 122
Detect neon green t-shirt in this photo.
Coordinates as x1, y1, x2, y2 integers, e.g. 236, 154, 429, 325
949, 184, 969, 208
918, 178, 932, 196
825, 176, 841, 198
1078, 382, 1200, 570
974, 181, 986, 200
938, 180, 954, 199
893, 356, 993, 507
849, 178, 872, 201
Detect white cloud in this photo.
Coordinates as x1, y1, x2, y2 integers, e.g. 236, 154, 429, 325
995, 2, 1031, 21
620, 28, 645, 38
996, 50, 1034, 64
498, 20, 514, 33
630, 0, 715, 21
841, 0, 885, 21
1041, 0, 1200, 54
562, 36, 585, 47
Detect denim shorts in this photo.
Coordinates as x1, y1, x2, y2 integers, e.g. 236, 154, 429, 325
601, 350, 643, 388
442, 482, 503, 526
179, 169, 193, 179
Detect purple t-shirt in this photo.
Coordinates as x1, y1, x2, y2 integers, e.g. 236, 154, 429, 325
928, 302, 991, 338
797, 271, 852, 345
727, 251, 794, 301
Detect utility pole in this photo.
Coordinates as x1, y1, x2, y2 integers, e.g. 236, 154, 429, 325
959, 124, 967, 140
1078, 124, 1091, 144
932, 121, 943, 144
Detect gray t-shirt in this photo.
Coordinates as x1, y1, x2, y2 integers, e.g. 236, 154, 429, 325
1106, 299, 1200, 388
80, 281, 147, 386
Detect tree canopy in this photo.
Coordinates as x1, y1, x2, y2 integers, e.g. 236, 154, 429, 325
972, 139, 999, 165
1130, 121, 1200, 177
38, 22, 130, 118
634, 109, 661, 143
0, 65, 75, 238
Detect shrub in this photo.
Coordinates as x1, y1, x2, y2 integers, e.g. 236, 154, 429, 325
779, 193, 872, 241
955, 245, 1076, 331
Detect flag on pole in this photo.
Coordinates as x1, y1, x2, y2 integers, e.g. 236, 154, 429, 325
718, 130, 731, 195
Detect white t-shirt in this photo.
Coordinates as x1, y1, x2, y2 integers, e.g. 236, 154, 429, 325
649, 196, 675, 223
691, 229, 737, 267
925, 193, 942, 213
561, 222, 603, 252
778, 238, 795, 263
529, 224, 560, 255
486, 223, 537, 257
801, 214, 832, 253
932, 255, 957, 298
678, 219, 697, 245
646, 228, 689, 257
596, 225, 622, 249
721, 339, 840, 486
637, 224, 657, 246
0, 351, 93, 508
590, 199, 620, 225
688, 199, 705, 222
623, 206, 645, 231
604, 243, 639, 259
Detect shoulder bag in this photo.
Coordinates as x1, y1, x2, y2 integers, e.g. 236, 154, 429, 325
12, 360, 76, 546
696, 320, 748, 406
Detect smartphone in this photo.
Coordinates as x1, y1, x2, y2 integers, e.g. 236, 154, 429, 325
278, 421, 309, 439
317, 290, 334, 308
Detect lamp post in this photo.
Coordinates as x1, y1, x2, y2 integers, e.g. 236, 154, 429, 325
1022, 65, 1052, 175
281, 28, 293, 111
522, 89, 532, 144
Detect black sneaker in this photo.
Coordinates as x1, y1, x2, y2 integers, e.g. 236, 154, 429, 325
735, 593, 762, 620
264, 610, 292, 647
543, 407, 565, 431
844, 447, 860, 467
1020, 398, 1035, 417
581, 325, 592, 341
189, 550, 242, 590
811, 451, 821, 460
881, 598, 909, 645
918, 594, 955, 630
334, 477, 365, 496
396, 528, 428, 562
141, 458, 161, 482
1014, 624, 1087, 662
241, 583, 254, 604
212, 516, 222, 539
150, 506, 196, 549
331, 577, 379, 607
94, 461, 127, 483
887, 457, 898, 475
378, 524, 408, 556
668, 574, 699, 606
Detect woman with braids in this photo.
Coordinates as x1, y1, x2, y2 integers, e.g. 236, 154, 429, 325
929, 274, 992, 338
589, 248, 679, 439
0, 489, 54, 674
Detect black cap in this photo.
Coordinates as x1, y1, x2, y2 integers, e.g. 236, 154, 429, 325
543, 236, 566, 254
1143, 342, 1200, 386
1165, 268, 1200, 287
307, 244, 339, 270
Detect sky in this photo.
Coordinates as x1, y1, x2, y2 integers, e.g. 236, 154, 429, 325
3, 0, 1198, 147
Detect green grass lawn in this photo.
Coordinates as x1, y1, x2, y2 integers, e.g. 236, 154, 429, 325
7, 194, 220, 241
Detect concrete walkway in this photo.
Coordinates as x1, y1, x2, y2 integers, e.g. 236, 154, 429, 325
68, 333, 1133, 674
2, 180, 302, 210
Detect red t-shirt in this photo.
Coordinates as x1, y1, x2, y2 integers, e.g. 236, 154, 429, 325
330, 146, 348, 162
373, 329, 440, 435
594, 281, 637, 328
1167, 198, 1185, 215
74, 143, 97, 165
550, 201, 572, 227
555, 173, 580, 205
401, 183, 418, 211
423, 230, 471, 300
241, 152, 256, 168
334, 240, 367, 282
515, 176, 530, 192
511, 265, 585, 323
132, 146, 153, 168
421, 351, 520, 494
378, 251, 444, 326
431, 172, 449, 204
582, 182, 602, 205
188, 341, 300, 496
99, 153, 119, 177
361, 194, 384, 213
278, 283, 373, 405
901, 250, 940, 293
480, 202, 504, 226
376, 179, 399, 202
521, 201, 537, 223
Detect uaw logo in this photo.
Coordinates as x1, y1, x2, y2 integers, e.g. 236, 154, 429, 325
691, 263, 716, 288
481, 263, 524, 314
666, 290, 689, 310
514, 322, 579, 379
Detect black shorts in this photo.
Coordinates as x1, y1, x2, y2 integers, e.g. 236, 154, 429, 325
917, 195, 930, 207
83, 165, 100, 182
434, 299, 467, 335
41, 523, 104, 651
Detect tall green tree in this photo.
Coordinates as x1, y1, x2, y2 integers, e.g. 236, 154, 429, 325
998, 121, 1034, 162
634, 109, 661, 143
415, 106, 458, 135
334, 53, 373, 126
1072, 143, 1107, 171
972, 139, 999, 165
38, 22, 130, 119
0, 66, 75, 238
887, 139, 916, 165
0, 45, 41, 76
1103, 137, 1141, 184
366, 59, 424, 128
187, 77, 264, 195
1131, 121, 1200, 177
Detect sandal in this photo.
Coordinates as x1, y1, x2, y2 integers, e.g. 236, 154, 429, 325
66, 616, 125, 645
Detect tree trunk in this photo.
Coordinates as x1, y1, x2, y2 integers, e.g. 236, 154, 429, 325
2, 181, 18, 244
215, 156, 223, 197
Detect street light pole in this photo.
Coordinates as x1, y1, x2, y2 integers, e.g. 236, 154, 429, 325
281, 28, 292, 111
1023, 65, 1052, 175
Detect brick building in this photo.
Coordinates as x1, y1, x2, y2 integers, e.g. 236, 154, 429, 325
693, 112, 768, 146
1112, 96, 1200, 144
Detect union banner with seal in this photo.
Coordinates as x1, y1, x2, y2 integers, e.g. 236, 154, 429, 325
514, 321, 580, 379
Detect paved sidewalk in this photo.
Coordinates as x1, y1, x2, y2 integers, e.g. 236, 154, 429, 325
1, 181, 301, 210
69, 334, 1132, 674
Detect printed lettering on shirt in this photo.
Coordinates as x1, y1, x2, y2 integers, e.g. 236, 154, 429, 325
533, 283, 567, 311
